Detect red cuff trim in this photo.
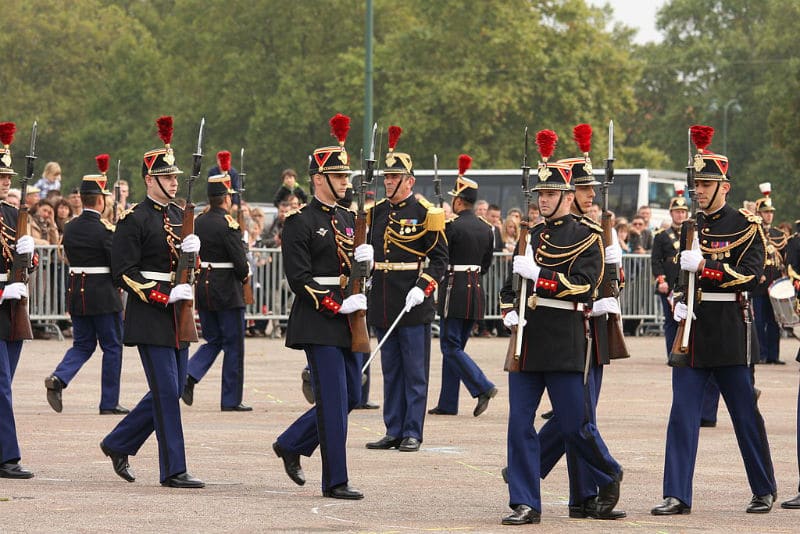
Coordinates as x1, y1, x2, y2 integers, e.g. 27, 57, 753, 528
321, 294, 340, 313
0, 289, 4, 299
423, 280, 436, 297
32, 252, 39, 268
149, 289, 169, 304
700, 267, 723, 281
656, 275, 665, 284
536, 277, 557, 292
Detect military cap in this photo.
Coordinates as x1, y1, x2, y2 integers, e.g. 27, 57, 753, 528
383, 125, 413, 175
448, 154, 478, 204
0, 122, 17, 176
532, 129, 574, 192
208, 150, 236, 196
80, 154, 112, 195
309, 113, 352, 176
142, 116, 183, 178
690, 125, 729, 181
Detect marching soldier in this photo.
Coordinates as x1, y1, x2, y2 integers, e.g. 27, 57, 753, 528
499, 130, 623, 525
0, 122, 36, 479
428, 154, 497, 417
99, 116, 204, 488
365, 126, 448, 452
651, 125, 776, 515
752, 183, 788, 364
45, 155, 128, 415
181, 151, 251, 412
272, 113, 372, 499
783, 220, 800, 509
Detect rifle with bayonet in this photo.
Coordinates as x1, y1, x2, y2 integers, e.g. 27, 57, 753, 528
237, 148, 254, 305
175, 117, 204, 343
113, 159, 121, 224
433, 154, 443, 208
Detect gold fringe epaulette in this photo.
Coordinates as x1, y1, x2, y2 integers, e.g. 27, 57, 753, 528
425, 207, 445, 232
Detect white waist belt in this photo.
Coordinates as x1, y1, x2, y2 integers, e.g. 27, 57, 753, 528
200, 262, 234, 269
313, 276, 346, 286
700, 292, 738, 302
140, 271, 174, 282
0, 273, 7, 282
69, 266, 111, 274
529, 296, 586, 312
374, 261, 419, 271
450, 264, 481, 272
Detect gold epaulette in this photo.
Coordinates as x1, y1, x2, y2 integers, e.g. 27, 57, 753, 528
653, 227, 665, 236
285, 207, 302, 219
579, 216, 603, 234
739, 208, 762, 224
224, 214, 240, 230
425, 207, 446, 232
477, 215, 492, 227
100, 219, 115, 232
418, 197, 433, 209
118, 204, 137, 221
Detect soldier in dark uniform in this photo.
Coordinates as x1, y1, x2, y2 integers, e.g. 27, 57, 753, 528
272, 113, 371, 500
652, 125, 776, 515
181, 151, 251, 411
783, 221, 800, 509
365, 126, 448, 453
44, 155, 127, 415
0, 122, 36, 479
752, 183, 788, 364
99, 116, 204, 489
428, 155, 497, 417
499, 130, 623, 525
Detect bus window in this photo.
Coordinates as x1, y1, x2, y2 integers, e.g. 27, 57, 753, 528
648, 181, 677, 210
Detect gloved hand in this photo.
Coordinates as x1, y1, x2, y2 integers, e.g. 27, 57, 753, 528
679, 235, 703, 272
353, 244, 374, 269
404, 286, 426, 312
605, 243, 622, 265
15, 235, 35, 256
180, 234, 201, 254
673, 301, 696, 322
168, 283, 194, 303
339, 293, 367, 314
591, 297, 621, 317
513, 255, 540, 282
503, 310, 527, 329
0, 282, 28, 303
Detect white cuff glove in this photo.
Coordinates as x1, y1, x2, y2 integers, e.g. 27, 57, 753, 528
604, 243, 622, 265
513, 255, 540, 283
15, 235, 34, 256
168, 283, 194, 303
353, 244, 374, 269
404, 286, 426, 312
591, 297, 620, 317
503, 310, 527, 329
339, 293, 367, 314
673, 301, 696, 322
180, 234, 201, 254
680, 249, 703, 273
0, 282, 28, 303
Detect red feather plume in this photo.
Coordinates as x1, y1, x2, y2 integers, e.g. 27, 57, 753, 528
217, 150, 231, 173
573, 124, 592, 154
329, 113, 351, 145
675, 185, 685, 196
458, 154, 472, 176
690, 125, 714, 152
0, 122, 16, 146
388, 125, 402, 151
156, 116, 174, 145
95, 154, 110, 174
536, 130, 558, 161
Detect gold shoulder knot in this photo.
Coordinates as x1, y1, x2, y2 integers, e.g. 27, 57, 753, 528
224, 214, 240, 230
739, 208, 762, 224
418, 197, 433, 209
653, 227, 665, 236
285, 208, 302, 218
118, 204, 137, 221
580, 216, 603, 233
100, 219, 116, 232
425, 206, 446, 232
477, 215, 492, 227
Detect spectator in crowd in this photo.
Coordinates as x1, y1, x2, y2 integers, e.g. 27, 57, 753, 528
287, 193, 302, 210
629, 215, 649, 252
35, 161, 62, 199
616, 219, 631, 253
501, 216, 520, 254
55, 199, 72, 235
45, 189, 62, 204
637, 205, 653, 229
777, 221, 792, 236
587, 202, 602, 222
474, 199, 488, 218
6, 187, 20, 208
506, 207, 522, 227
116, 179, 132, 209
24, 186, 40, 210
29, 199, 60, 245
262, 201, 289, 248
66, 187, 82, 216
250, 207, 267, 239
272, 168, 308, 206
527, 203, 543, 225
442, 200, 453, 220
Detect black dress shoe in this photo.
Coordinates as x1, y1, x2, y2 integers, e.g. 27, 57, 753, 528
651, 496, 690, 515
0, 462, 34, 479
428, 406, 457, 415
399, 436, 420, 452
161, 472, 205, 488
746, 493, 774, 513
221, 404, 253, 412
595, 469, 622, 516
44, 375, 64, 413
181, 377, 196, 406
781, 493, 800, 509
272, 441, 305, 486
354, 401, 380, 410
540, 409, 554, 420
366, 435, 401, 450
700, 419, 717, 427
474, 386, 498, 417
323, 483, 364, 500
100, 405, 130, 415
100, 441, 135, 482
301, 368, 314, 404
572, 497, 627, 519
501, 504, 541, 525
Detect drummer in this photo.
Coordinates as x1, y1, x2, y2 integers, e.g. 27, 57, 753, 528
781, 220, 800, 510
752, 183, 789, 365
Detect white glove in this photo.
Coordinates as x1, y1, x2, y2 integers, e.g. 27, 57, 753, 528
339, 293, 367, 314
168, 283, 194, 303
680, 249, 703, 273
15, 235, 34, 255
591, 297, 620, 317
404, 286, 426, 312
673, 301, 696, 322
503, 310, 527, 329
513, 255, 541, 283
353, 244, 374, 269
180, 234, 201, 254
605, 243, 622, 265
0, 282, 28, 303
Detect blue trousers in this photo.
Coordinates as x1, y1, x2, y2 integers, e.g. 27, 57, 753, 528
377, 324, 431, 441
53, 312, 123, 410
753, 295, 780, 362
0, 340, 23, 464
434, 318, 495, 414
276, 345, 360, 492
701, 376, 720, 424
103, 345, 189, 482
660, 294, 678, 356
662, 365, 776, 506
187, 308, 246, 408
355, 353, 372, 405
507, 371, 621, 512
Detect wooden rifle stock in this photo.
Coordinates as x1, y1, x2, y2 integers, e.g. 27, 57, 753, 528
9, 207, 33, 341
601, 211, 630, 359
349, 214, 371, 353
176, 202, 199, 342
504, 224, 528, 373
669, 219, 695, 366
237, 207, 255, 305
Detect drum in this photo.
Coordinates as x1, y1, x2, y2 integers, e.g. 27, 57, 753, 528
768, 277, 800, 327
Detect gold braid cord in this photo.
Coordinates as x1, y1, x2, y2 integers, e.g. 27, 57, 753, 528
122, 274, 156, 302
535, 232, 600, 298
700, 223, 759, 265
304, 285, 330, 309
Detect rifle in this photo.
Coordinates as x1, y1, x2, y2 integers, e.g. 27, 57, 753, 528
432, 153, 443, 208
670, 129, 698, 365
113, 159, 121, 224
175, 117, 204, 343
10, 121, 37, 341
504, 127, 531, 372
237, 148, 254, 305
347, 123, 377, 354
600, 120, 630, 359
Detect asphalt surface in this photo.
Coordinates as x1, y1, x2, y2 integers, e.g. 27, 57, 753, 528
3, 333, 800, 533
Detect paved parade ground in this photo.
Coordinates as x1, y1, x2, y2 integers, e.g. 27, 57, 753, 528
3, 333, 800, 533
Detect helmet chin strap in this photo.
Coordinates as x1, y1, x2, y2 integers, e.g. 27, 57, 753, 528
153, 175, 175, 201
551, 190, 566, 216
387, 175, 405, 201
324, 174, 342, 202
705, 182, 722, 212
572, 197, 585, 216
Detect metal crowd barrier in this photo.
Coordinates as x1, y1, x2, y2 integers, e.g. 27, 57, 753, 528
27, 246, 664, 337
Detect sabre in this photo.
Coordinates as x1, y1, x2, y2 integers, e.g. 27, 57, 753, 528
361, 305, 408, 373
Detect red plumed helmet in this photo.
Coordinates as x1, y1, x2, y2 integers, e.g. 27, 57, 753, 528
458, 154, 472, 176
536, 130, 558, 161
573, 124, 592, 155
690, 125, 714, 152
156, 116, 174, 146
217, 150, 231, 173
0, 122, 16, 147
329, 113, 350, 146
675, 185, 685, 196
388, 125, 402, 151
95, 154, 110, 174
